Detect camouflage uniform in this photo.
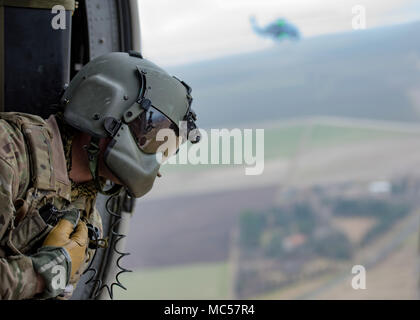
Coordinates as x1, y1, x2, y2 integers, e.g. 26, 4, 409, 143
0, 112, 102, 300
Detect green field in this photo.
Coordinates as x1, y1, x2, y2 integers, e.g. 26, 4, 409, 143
160, 121, 419, 174
262, 122, 413, 160
115, 262, 231, 300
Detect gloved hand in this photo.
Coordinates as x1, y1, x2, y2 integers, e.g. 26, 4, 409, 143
42, 208, 88, 278
30, 208, 88, 298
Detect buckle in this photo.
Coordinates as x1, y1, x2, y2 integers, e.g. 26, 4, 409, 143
103, 117, 122, 137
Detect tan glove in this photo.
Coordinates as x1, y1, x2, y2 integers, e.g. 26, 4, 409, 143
42, 211, 88, 278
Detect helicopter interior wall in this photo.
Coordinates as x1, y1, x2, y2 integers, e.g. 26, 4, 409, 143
3, 6, 72, 118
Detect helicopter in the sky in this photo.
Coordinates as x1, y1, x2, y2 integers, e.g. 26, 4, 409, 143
250, 16, 300, 41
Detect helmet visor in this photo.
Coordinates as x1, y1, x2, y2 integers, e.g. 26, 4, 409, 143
128, 106, 181, 160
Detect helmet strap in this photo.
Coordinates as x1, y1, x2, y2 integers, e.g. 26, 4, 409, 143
86, 137, 102, 189
86, 137, 123, 196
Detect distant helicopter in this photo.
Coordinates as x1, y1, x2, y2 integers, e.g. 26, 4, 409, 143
250, 16, 300, 42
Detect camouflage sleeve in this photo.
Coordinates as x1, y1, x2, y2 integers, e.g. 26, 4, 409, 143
0, 158, 38, 300
0, 255, 38, 299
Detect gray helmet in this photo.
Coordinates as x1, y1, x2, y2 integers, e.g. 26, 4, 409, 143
61, 51, 199, 198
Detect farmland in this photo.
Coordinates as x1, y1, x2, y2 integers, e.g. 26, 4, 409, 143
115, 118, 420, 300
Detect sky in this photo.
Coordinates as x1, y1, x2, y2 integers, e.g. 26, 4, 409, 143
137, 0, 420, 66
